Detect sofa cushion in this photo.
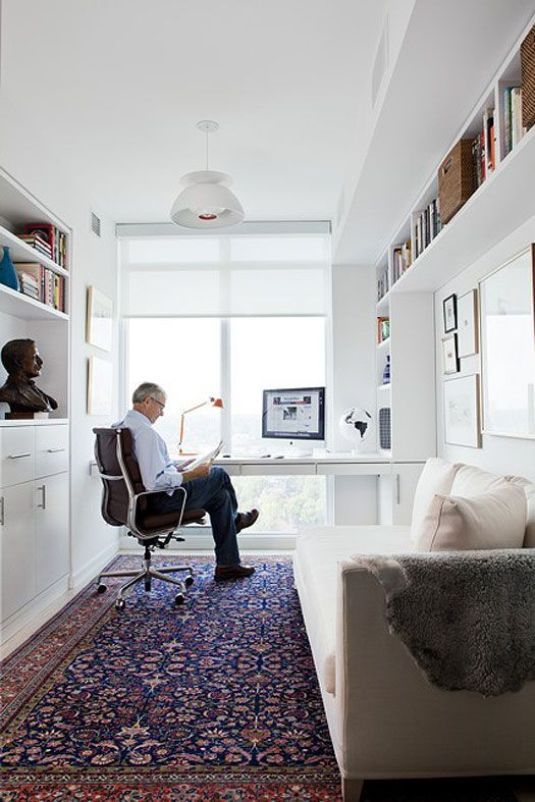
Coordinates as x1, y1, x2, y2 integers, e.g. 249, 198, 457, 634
416, 484, 527, 551
293, 525, 413, 695
450, 463, 509, 497
506, 475, 535, 547
410, 458, 459, 542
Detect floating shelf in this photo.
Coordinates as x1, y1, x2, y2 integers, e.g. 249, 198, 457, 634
0, 283, 68, 321
390, 124, 535, 294
0, 226, 69, 277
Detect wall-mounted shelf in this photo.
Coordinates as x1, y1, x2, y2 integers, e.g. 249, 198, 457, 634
0, 226, 69, 278
392, 124, 535, 294
376, 337, 390, 351
0, 284, 68, 321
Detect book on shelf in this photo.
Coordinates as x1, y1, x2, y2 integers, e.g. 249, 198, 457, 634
377, 264, 390, 302
483, 107, 495, 173
21, 223, 67, 269
503, 86, 526, 157
411, 198, 442, 261
376, 316, 390, 343
14, 262, 66, 312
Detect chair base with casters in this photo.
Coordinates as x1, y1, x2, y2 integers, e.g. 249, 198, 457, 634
97, 540, 195, 609
93, 426, 207, 610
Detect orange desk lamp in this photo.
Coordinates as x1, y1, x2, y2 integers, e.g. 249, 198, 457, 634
178, 396, 223, 455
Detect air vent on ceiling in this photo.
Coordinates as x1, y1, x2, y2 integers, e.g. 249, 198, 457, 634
91, 211, 101, 237
371, 16, 389, 108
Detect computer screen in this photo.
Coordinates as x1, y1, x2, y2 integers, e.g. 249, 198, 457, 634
262, 387, 325, 441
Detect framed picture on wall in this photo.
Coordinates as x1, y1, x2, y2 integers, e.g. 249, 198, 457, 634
444, 373, 481, 448
87, 356, 112, 415
442, 333, 460, 374
443, 293, 457, 333
479, 245, 535, 438
457, 289, 479, 358
86, 286, 113, 352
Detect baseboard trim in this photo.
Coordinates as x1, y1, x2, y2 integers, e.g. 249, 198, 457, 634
118, 533, 297, 551
71, 542, 119, 590
1, 575, 70, 651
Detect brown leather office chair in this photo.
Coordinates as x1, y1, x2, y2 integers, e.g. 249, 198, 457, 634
93, 427, 206, 610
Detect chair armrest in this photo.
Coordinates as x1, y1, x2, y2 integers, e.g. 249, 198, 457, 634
128, 485, 188, 531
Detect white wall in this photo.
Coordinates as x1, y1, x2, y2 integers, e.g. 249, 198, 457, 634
328, 264, 378, 524
435, 214, 535, 481
0, 95, 120, 586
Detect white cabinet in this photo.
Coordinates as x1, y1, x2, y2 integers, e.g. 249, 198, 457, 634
34, 472, 69, 596
378, 462, 425, 525
0, 423, 69, 627
0, 482, 36, 620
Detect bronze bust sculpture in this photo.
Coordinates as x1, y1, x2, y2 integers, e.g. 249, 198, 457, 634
0, 339, 58, 417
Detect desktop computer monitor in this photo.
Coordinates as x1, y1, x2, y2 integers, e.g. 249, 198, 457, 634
262, 387, 325, 442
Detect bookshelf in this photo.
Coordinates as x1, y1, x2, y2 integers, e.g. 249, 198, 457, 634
374, 17, 535, 468
0, 169, 71, 636
0, 167, 71, 418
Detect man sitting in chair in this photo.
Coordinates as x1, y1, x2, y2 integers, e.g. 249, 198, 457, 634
113, 382, 259, 580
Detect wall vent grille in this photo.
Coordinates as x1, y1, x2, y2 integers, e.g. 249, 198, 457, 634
91, 211, 101, 237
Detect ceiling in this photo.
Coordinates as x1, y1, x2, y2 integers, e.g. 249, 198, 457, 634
1, 0, 388, 226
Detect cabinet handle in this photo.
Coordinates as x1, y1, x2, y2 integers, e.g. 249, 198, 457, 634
7, 452, 31, 459
0, 496, 4, 526
396, 474, 401, 505
46, 448, 66, 453
37, 484, 46, 510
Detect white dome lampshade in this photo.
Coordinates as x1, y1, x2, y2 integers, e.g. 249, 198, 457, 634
170, 120, 245, 230
170, 170, 244, 229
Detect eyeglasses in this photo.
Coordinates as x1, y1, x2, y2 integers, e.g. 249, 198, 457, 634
150, 396, 166, 410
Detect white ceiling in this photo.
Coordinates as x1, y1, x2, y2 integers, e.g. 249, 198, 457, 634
1, 0, 388, 226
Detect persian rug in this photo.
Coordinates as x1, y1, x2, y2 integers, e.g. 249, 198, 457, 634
0, 556, 518, 802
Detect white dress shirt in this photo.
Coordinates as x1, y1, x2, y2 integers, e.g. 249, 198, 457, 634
112, 409, 183, 494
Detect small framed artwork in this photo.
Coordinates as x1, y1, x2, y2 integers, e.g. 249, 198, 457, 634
443, 293, 457, 333
457, 289, 479, 358
86, 286, 113, 352
442, 333, 460, 374
87, 356, 112, 415
444, 373, 481, 448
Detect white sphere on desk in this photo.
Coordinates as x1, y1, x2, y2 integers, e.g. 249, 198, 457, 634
338, 408, 372, 453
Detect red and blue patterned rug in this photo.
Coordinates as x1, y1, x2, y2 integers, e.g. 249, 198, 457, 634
0, 556, 518, 802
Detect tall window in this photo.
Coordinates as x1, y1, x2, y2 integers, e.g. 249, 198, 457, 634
121, 224, 330, 532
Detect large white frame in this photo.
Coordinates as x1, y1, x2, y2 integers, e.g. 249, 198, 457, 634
479, 245, 535, 439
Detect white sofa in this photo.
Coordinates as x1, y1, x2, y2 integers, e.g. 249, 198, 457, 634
293, 459, 535, 802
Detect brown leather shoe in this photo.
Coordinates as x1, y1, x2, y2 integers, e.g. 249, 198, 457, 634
235, 508, 259, 533
214, 564, 256, 581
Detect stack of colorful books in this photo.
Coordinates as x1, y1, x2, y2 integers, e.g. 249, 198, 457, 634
16, 223, 68, 269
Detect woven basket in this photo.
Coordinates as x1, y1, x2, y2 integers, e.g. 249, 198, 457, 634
438, 139, 476, 225
521, 24, 535, 131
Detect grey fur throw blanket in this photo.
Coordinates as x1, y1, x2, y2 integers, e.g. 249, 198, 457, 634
350, 550, 535, 696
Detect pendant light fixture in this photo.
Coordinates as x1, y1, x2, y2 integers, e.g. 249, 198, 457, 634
170, 120, 244, 229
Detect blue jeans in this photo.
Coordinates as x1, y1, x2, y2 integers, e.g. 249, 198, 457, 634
152, 466, 240, 566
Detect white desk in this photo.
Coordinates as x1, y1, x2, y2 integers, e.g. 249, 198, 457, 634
214, 453, 392, 477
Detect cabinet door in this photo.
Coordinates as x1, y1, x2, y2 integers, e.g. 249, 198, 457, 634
391, 462, 425, 525
0, 482, 35, 622
34, 472, 69, 595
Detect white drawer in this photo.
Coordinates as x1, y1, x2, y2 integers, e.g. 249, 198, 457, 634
35, 425, 69, 477
0, 427, 35, 487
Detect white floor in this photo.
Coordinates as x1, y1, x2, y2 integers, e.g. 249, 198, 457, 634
2, 549, 535, 801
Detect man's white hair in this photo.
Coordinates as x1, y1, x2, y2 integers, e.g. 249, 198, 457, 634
132, 382, 165, 404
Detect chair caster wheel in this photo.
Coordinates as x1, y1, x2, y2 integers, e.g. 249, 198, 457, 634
174, 593, 185, 606
115, 598, 126, 611
97, 583, 107, 594
185, 575, 194, 587
144, 579, 152, 592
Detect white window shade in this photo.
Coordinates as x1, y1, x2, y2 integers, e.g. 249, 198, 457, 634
119, 224, 330, 318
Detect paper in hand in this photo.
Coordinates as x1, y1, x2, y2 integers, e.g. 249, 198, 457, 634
185, 440, 223, 472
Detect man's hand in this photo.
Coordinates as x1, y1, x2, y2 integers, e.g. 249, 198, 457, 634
182, 461, 212, 482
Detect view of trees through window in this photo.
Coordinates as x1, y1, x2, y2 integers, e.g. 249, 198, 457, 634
127, 316, 327, 531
